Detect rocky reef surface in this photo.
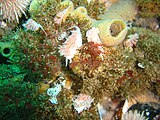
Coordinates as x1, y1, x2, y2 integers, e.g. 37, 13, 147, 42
0, 0, 159, 119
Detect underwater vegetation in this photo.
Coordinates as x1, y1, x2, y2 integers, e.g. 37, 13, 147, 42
0, 29, 62, 82
134, 0, 160, 18
0, 80, 37, 120
0, 0, 160, 119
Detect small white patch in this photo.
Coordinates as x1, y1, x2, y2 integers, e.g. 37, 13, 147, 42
122, 99, 129, 114
23, 18, 46, 34
87, 0, 92, 3
58, 32, 68, 41
97, 103, 106, 120
47, 84, 62, 104
138, 63, 145, 69
0, 21, 7, 28
146, 112, 150, 116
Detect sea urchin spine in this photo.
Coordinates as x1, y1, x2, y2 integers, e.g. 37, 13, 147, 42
0, 0, 31, 23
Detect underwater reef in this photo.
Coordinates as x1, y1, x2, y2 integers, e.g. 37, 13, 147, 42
0, 0, 160, 119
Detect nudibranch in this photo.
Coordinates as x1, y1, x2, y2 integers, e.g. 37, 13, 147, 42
58, 26, 82, 66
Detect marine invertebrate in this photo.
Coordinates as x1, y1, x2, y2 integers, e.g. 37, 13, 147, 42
53, 0, 74, 24
0, 21, 7, 28
126, 27, 160, 96
54, 6, 73, 24
0, 0, 31, 23
22, 18, 46, 34
126, 103, 160, 120
122, 110, 146, 120
86, 27, 104, 59
29, 0, 47, 13
70, 6, 96, 25
97, 97, 120, 120
72, 0, 107, 19
73, 94, 94, 113
93, 19, 128, 47
86, 27, 102, 45
0, 42, 14, 58
59, 26, 82, 66
124, 33, 139, 51
47, 84, 62, 104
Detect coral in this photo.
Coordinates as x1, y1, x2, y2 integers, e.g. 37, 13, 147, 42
0, 0, 32, 23
86, 27, 104, 55
63, 16, 92, 40
133, 28, 160, 64
86, 27, 102, 44
53, 88, 99, 119
29, 0, 61, 34
71, 42, 158, 101
34, 92, 58, 120
134, 0, 160, 18
53, 89, 78, 119
29, 0, 45, 13
0, 79, 59, 120
93, 19, 128, 47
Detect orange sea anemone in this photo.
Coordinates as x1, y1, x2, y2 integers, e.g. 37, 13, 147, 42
0, 0, 31, 23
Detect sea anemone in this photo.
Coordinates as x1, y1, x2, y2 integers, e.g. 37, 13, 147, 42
0, 0, 31, 23
122, 110, 146, 120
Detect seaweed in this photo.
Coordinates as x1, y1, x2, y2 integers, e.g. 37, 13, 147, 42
134, 0, 160, 18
